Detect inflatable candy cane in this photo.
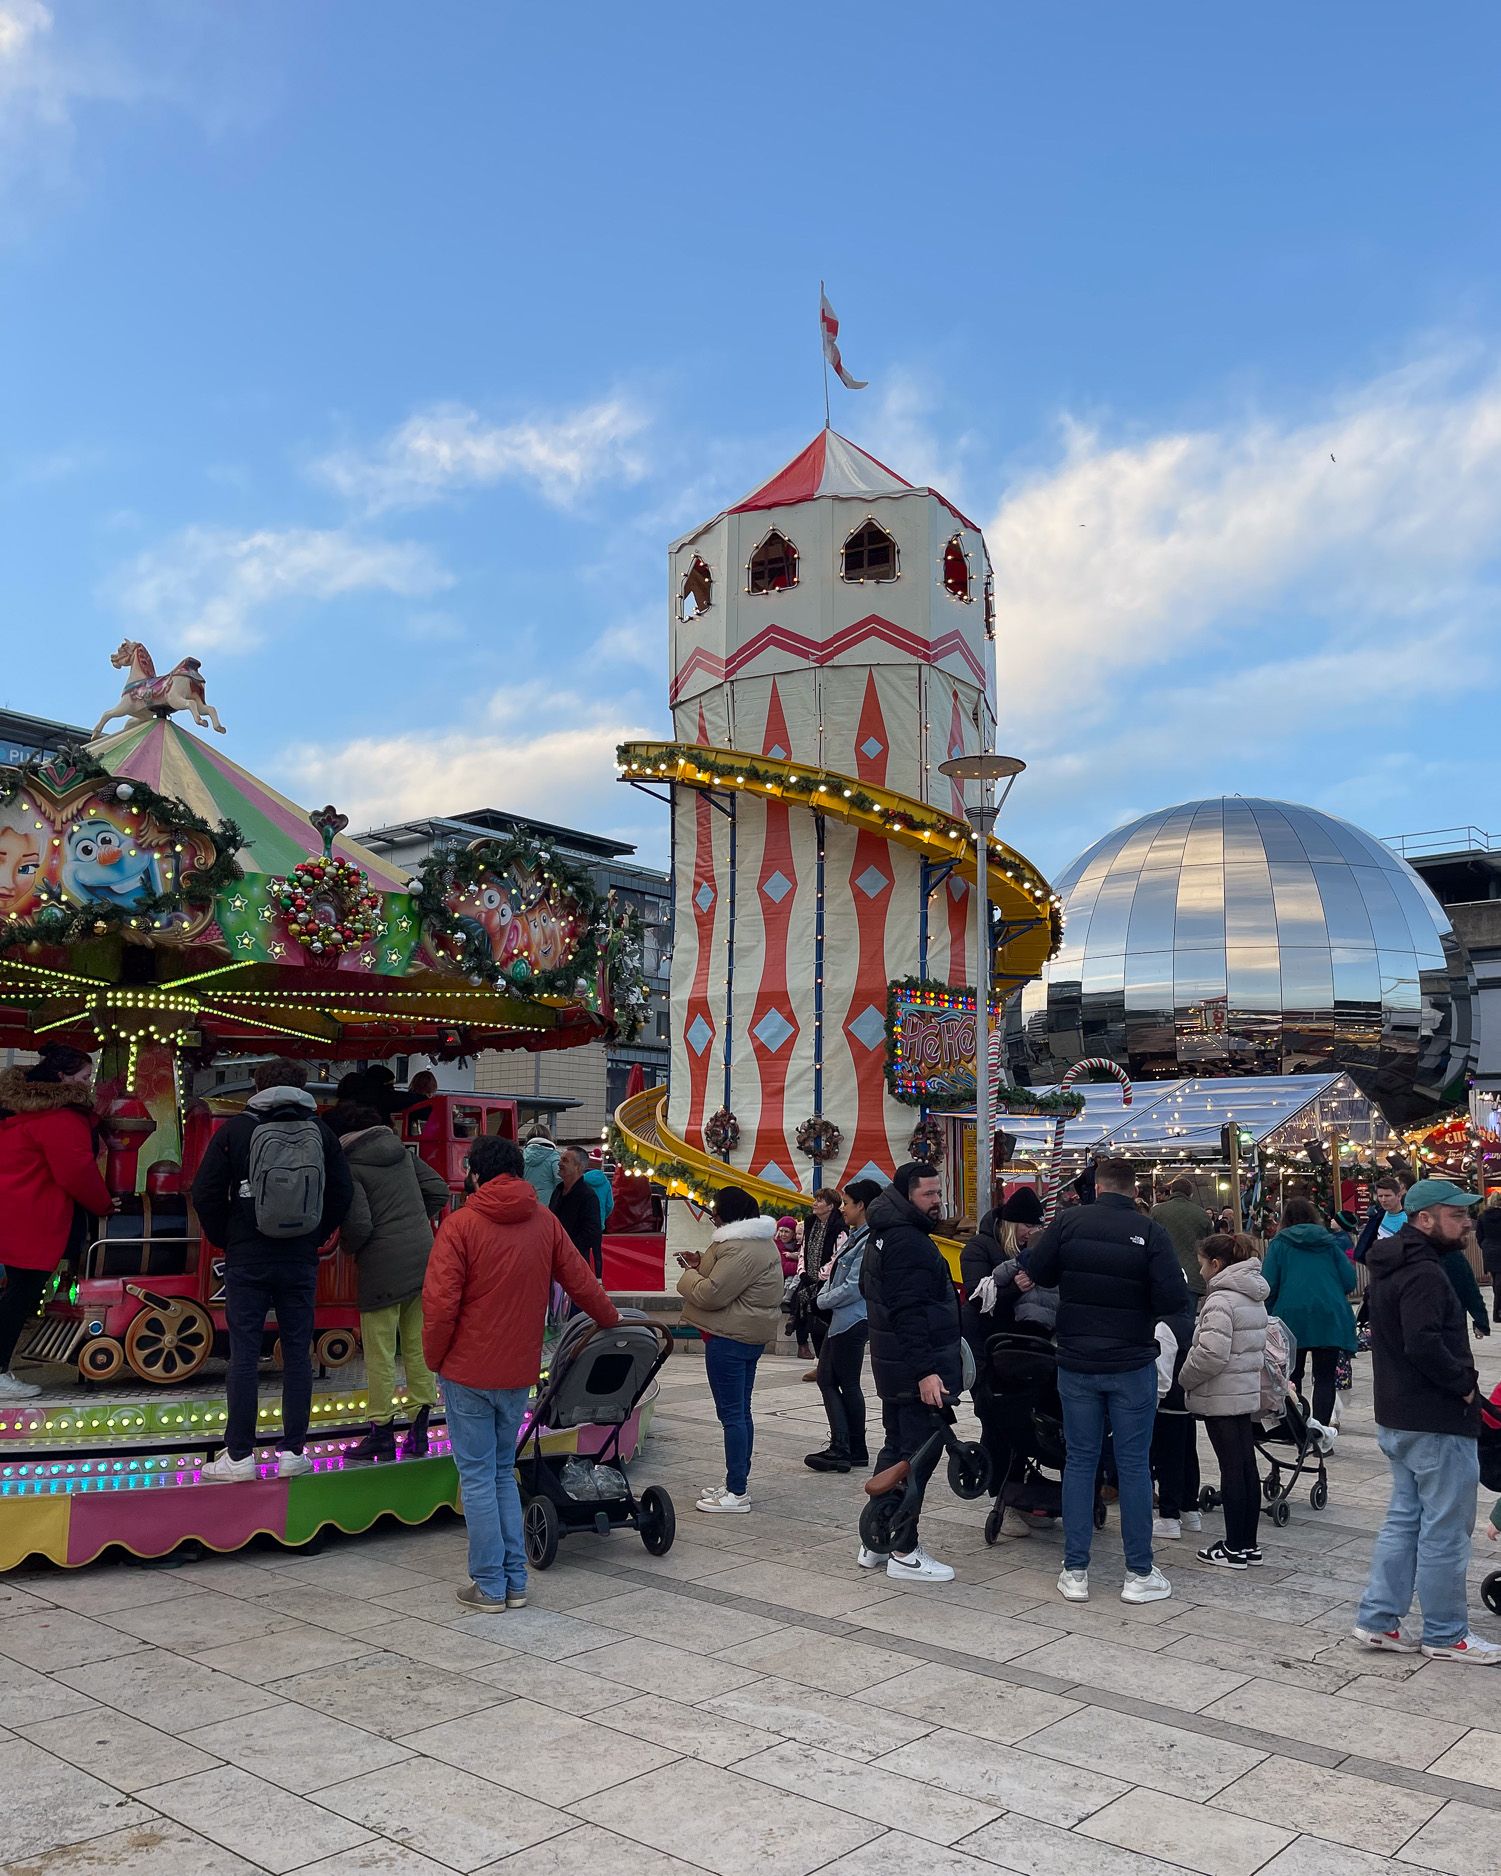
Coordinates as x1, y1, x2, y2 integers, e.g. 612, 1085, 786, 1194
1039, 1058, 1132, 1221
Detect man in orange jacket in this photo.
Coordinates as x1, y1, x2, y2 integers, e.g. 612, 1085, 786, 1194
423, 1133, 619, 1612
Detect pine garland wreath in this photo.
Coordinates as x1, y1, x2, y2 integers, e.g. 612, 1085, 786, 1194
907, 1116, 945, 1166
267, 855, 381, 960
0, 746, 244, 951
702, 1107, 740, 1156
796, 1114, 843, 1162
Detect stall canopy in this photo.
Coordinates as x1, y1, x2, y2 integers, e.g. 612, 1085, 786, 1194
1002, 1073, 1398, 1164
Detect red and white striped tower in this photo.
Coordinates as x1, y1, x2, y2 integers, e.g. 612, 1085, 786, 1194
665, 429, 999, 1195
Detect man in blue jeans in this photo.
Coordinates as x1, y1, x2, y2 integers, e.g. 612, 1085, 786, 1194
1355, 1178, 1499, 1665
1025, 1156, 1189, 1604
423, 1134, 619, 1612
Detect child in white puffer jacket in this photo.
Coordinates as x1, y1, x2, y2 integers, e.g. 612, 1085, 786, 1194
1178, 1232, 1269, 1570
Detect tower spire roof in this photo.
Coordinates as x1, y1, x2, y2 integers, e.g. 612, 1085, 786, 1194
728, 428, 912, 514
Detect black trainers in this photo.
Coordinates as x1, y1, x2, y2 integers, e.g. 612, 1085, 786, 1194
804, 1447, 852, 1473
1241, 1545, 1263, 1565
1197, 1540, 1248, 1570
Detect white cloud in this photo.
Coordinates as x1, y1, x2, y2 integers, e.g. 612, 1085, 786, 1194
283, 695, 662, 850
111, 525, 451, 650
313, 398, 650, 514
990, 353, 1501, 720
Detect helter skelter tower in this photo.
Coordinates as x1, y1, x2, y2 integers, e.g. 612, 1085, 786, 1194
615, 428, 1060, 1212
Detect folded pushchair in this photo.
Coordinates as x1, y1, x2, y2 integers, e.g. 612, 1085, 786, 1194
978, 1331, 1107, 1545
516, 1308, 675, 1569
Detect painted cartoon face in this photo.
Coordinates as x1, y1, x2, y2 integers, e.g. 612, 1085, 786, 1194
61, 816, 161, 906
0, 812, 43, 917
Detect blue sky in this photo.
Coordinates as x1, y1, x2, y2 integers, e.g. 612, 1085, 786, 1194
4, 2, 1500, 882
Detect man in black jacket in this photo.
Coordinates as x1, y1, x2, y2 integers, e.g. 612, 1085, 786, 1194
1354, 1178, 1498, 1664
191, 1058, 354, 1484
550, 1146, 603, 1278
862, 1163, 964, 1583
1025, 1156, 1189, 1605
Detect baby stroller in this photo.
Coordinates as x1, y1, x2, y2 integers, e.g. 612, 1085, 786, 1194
979, 1331, 1107, 1545
1480, 1384, 1501, 1618
1201, 1315, 1327, 1527
516, 1308, 675, 1569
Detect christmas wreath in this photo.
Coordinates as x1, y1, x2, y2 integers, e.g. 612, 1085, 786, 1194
907, 1117, 945, 1166
703, 1107, 740, 1156
796, 1115, 843, 1162
268, 856, 381, 960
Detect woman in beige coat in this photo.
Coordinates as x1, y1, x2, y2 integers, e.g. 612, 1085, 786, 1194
1178, 1232, 1269, 1570
676, 1185, 784, 1515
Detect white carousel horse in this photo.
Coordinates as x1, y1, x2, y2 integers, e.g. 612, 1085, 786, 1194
91, 641, 227, 740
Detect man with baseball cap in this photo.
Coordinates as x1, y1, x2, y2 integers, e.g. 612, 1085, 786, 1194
1354, 1178, 1498, 1664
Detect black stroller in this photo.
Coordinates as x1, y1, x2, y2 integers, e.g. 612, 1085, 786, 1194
1197, 1317, 1329, 1527
516, 1309, 676, 1569
978, 1331, 1108, 1545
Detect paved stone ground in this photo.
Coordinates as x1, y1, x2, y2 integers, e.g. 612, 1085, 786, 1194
3, 1335, 1500, 1876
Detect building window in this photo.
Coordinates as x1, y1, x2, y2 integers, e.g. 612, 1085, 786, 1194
679, 555, 712, 621
841, 519, 898, 584
656, 1012, 670, 1040
942, 535, 971, 601
747, 529, 798, 594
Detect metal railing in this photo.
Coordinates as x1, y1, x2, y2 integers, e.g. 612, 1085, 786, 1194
1382, 826, 1500, 858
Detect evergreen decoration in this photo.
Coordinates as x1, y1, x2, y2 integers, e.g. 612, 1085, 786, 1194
267, 856, 381, 960
413, 835, 650, 1040
884, 976, 975, 1111
0, 746, 244, 952
907, 1117, 945, 1166
703, 1107, 740, 1156
606, 1119, 813, 1220
796, 1114, 843, 1162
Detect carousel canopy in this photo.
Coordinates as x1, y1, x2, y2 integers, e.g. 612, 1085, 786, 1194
0, 716, 623, 1062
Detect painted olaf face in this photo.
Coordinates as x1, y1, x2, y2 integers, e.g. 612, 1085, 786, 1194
62, 819, 160, 905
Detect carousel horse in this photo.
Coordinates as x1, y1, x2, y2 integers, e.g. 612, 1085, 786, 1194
91, 641, 227, 740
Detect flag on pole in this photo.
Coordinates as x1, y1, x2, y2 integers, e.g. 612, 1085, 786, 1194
820, 289, 867, 390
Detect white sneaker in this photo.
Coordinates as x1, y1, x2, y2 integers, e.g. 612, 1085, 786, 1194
887, 1546, 954, 1583
277, 1450, 313, 1478
200, 1450, 257, 1483
1181, 1510, 1202, 1532
1122, 1566, 1172, 1603
857, 1545, 890, 1569
1420, 1633, 1501, 1666
1353, 1625, 1418, 1654
1057, 1567, 1089, 1602
1152, 1517, 1182, 1540
696, 1490, 750, 1514
0, 1370, 41, 1399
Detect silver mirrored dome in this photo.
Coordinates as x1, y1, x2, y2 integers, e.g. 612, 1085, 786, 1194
1009, 797, 1476, 1124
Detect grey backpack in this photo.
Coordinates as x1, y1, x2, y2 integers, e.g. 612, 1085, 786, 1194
247, 1116, 326, 1238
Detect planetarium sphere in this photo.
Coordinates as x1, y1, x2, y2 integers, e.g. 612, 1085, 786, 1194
1010, 797, 1475, 1124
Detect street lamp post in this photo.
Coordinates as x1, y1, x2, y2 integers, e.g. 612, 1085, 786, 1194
938, 753, 1026, 1226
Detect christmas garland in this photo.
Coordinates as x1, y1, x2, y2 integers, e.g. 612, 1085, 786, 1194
796, 1115, 843, 1162
703, 1107, 740, 1156
412, 834, 651, 1039
606, 1120, 814, 1220
0, 747, 244, 950
267, 856, 382, 960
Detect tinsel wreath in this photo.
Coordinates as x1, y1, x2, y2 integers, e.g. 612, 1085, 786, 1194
0, 746, 244, 950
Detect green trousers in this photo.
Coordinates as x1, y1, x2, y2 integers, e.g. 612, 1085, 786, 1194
361, 1295, 438, 1424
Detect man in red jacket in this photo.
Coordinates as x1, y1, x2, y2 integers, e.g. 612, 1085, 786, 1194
423, 1132, 619, 1612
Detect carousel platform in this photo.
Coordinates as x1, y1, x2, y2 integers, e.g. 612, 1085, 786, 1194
0, 1350, 657, 1571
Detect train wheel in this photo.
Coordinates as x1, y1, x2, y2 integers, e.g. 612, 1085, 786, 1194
523, 1496, 559, 1570
125, 1300, 212, 1384
78, 1336, 125, 1382
316, 1329, 358, 1369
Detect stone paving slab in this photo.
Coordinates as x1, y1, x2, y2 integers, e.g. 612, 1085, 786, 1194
3, 1338, 1499, 1875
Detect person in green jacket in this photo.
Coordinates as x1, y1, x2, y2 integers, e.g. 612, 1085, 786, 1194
1262, 1197, 1357, 1448
335, 1104, 452, 1464
1439, 1243, 1491, 1340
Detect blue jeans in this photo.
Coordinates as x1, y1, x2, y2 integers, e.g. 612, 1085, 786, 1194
442, 1378, 532, 1598
224, 1254, 318, 1460
1356, 1426, 1479, 1648
1057, 1362, 1158, 1574
703, 1334, 762, 1495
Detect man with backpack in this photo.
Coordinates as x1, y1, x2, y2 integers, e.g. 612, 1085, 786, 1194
192, 1058, 354, 1482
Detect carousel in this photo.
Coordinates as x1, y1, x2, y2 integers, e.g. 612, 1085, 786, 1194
0, 646, 652, 1569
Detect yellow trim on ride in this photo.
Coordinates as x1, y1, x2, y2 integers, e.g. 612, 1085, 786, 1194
617, 740, 1058, 987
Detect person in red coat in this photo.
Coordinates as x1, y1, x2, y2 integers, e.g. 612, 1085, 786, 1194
0, 1045, 113, 1398
423, 1131, 619, 1613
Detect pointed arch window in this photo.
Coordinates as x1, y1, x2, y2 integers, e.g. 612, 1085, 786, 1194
747, 529, 798, 594
942, 535, 971, 601
678, 555, 712, 621
983, 574, 995, 640
841, 518, 898, 584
